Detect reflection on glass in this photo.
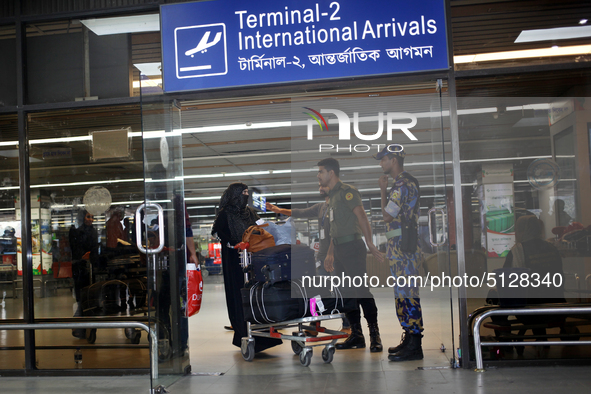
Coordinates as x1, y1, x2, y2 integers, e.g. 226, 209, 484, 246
181, 93, 454, 366
459, 97, 591, 362
0, 25, 17, 107
24, 106, 149, 369
0, 113, 23, 368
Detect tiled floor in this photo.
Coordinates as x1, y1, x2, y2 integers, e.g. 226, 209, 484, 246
1, 275, 591, 393
2, 364, 591, 393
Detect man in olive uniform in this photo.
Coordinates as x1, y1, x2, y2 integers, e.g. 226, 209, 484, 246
376, 146, 424, 362
317, 158, 385, 352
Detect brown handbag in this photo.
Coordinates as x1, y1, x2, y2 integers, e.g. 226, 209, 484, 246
242, 224, 275, 253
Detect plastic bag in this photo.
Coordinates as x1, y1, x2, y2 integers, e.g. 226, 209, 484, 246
186, 263, 203, 317
265, 217, 296, 245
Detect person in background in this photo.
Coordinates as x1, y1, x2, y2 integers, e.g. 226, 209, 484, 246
504, 215, 565, 304
149, 164, 197, 358
554, 199, 573, 227
69, 210, 99, 339
106, 208, 127, 249
497, 215, 567, 344
212, 182, 282, 353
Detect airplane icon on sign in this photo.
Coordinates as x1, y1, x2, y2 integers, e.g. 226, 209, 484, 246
174, 22, 227, 79
185, 31, 222, 57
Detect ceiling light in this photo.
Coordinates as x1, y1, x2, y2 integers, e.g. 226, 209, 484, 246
80, 14, 159, 36
580, 19, 588, 25
29, 135, 92, 144
454, 44, 591, 63
133, 78, 162, 88
134, 62, 162, 76
515, 25, 591, 43
181, 121, 291, 134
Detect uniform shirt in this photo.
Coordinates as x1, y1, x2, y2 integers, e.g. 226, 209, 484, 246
386, 171, 420, 261
328, 181, 362, 239
292, 202, 330, 262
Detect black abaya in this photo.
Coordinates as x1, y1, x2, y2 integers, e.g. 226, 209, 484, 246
212, 208, 282, 353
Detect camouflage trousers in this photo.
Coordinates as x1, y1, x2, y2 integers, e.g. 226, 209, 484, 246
390, 258, 424, 334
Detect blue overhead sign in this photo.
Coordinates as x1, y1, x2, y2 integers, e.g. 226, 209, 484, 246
161, 0, 449, 92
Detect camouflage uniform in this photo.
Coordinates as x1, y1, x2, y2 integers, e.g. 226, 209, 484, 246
385, 171, 424, 335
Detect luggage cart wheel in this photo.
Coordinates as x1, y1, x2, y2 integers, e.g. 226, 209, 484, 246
322, 346, 335, 364
291, 332, 305, 355
299, 347, 313, 367
241, 338, 255, 362
87, 328, 97, 344
291, 340, 303, 355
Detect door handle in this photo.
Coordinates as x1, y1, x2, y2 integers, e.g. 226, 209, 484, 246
135, 203, 165, 254
428, 207, 447, 247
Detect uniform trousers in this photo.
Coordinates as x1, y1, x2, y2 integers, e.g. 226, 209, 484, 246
333, 238, 378, 326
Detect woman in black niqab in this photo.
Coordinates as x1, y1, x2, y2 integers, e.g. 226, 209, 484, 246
212, 183, 282, 353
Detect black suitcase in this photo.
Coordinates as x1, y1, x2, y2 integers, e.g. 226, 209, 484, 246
250, 244, 316, 285
241, 281, 307, 324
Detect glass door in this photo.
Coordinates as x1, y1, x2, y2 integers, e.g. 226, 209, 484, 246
458, 96, 591, 364
25, 106, 149, 372
169, 89, 455, 372
0, 113, 23, 370
139, 95, 190, 390
291, 90, 455, 367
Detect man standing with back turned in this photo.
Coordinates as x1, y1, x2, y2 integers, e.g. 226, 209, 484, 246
376, 145, 424, 362
317, 158, 385, 352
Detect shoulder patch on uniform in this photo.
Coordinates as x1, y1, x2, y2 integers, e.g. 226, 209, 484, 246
345, 192, 354, 201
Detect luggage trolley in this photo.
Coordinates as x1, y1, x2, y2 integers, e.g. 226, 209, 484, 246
79, 255, 148, 344
234, 242, 349, 367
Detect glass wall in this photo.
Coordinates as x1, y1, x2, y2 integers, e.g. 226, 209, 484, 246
26, 105, 149, 369
0, 25, 17, 107
459, 97, 591, 362
181, 91, 457, 368
0, 113, 23, 369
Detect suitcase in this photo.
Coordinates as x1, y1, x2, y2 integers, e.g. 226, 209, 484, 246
241, 281, 307, 324
250, 244, 316, 286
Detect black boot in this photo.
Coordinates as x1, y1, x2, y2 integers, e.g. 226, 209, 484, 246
388, 331, 411, 354
368, 322, 383, 352
388, 333, 423, 361
336, 323, 366, 350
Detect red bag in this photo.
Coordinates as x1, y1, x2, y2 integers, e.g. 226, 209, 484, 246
186, 263, 203, 317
